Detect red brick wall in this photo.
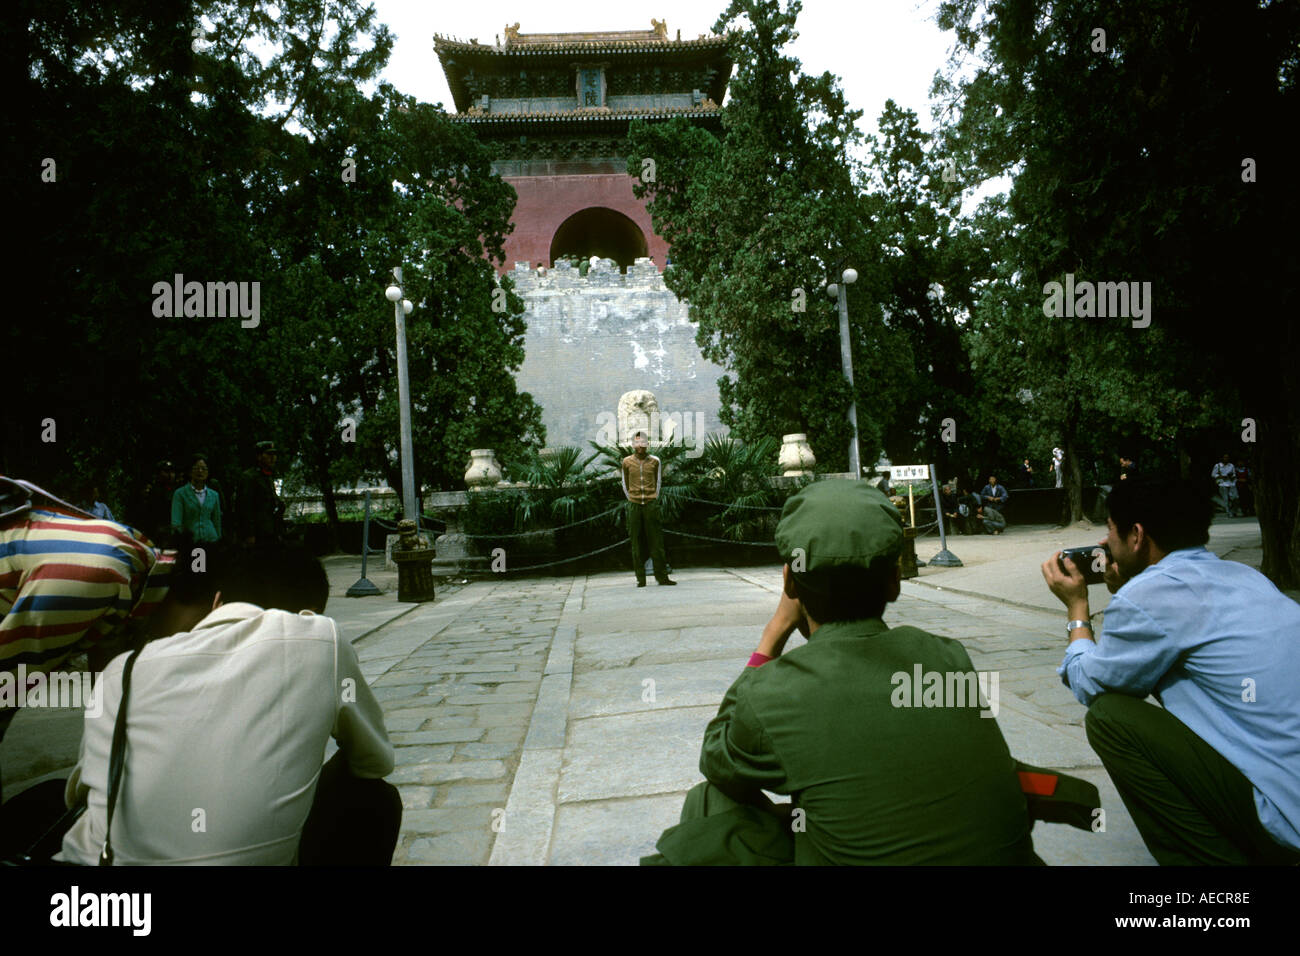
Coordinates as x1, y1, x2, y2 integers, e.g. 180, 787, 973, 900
499, 173, 668, 273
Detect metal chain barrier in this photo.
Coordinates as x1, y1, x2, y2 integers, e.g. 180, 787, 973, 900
493, 538, 631, 572
460, 503, 625, 540
674, 494, 785, 512
663, 528, 775, 547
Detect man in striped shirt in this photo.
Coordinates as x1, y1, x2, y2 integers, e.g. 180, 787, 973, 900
0, 477, 174, 748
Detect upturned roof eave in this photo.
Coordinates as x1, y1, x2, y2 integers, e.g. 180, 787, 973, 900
434, 34, 733, 113
447, 106, 725, 128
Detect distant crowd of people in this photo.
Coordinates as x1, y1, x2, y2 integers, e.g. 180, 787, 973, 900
938, 474, 1010, 535
93, 440, 288, 550
935, 451, 1255, 536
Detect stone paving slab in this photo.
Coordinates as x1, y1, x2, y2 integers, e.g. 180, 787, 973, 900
549, 794, 686, 866
569, 658, 751, 719
558, 706, 716, 803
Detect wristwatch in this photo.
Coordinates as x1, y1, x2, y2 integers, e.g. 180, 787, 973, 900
1066, 619, 1094, 637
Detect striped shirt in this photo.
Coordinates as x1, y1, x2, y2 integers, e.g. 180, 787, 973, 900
1, 498, 173, 736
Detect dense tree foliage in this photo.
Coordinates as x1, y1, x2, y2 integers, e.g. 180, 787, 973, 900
3, 0, 542, 547
626, 0, 914, 473
934, 0, 1299, 583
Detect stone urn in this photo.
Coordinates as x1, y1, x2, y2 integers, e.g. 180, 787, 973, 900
465, 449, 503, 491
779, 434, 816, 476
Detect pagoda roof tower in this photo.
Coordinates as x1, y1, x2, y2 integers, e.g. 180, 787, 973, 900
434, 20, 733, 273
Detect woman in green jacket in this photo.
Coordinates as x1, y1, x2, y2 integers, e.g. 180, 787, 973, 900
171, 454, 222, 543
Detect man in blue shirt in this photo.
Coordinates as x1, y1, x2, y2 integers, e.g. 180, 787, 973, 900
1041, 477, 1300, 865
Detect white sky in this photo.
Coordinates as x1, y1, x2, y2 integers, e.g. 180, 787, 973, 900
367, 0, 959, 135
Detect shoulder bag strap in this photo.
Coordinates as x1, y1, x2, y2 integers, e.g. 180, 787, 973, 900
99, 647, 142, 866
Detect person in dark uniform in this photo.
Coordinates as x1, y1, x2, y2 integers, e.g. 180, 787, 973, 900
235, 440, 285, 547
130, 459, 177, 545
643, 481, 1041, 865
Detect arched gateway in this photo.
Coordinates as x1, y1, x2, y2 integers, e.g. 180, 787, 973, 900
434, 21, 732, 275
550, 207, 648, 272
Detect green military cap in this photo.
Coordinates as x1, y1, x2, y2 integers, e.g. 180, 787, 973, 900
775, 480, 903, 579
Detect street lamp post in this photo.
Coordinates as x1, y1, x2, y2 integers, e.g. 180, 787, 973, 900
385, 268, 418, 529
827, 268, 861, 479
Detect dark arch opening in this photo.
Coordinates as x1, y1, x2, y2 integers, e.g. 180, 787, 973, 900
548, 207, 648, 273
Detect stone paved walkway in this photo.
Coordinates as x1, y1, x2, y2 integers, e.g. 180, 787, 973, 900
5, 518, 1274, 865
351, 578, 572, 864
354, 544, 1227, 865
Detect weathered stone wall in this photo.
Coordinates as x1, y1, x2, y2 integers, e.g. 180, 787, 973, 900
511, 257, 727, 452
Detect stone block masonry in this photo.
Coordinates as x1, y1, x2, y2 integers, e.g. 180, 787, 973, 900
511, 257, 727, 451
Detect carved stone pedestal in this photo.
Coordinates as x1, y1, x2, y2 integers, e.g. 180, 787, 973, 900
393, 519, 436, 603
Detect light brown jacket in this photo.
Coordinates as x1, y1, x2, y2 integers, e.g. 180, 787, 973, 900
621, 454, 661, 503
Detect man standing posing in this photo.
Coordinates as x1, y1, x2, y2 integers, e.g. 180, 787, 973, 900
621, 432, 675, 587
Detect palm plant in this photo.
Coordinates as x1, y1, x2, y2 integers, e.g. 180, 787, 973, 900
677, 434, 787, 541
506, 445, 603, 529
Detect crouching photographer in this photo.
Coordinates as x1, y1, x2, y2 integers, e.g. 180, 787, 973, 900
1041, 476, 1300, 865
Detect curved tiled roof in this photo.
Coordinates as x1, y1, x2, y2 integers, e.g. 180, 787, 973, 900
435, 23, 734, 116
435, 35, 731, 54
433, 25, 732, 55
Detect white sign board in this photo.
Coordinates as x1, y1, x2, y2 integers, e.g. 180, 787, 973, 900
890, 465, 930, 481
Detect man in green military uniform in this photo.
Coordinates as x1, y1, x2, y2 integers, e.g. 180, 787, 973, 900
643, 480, 1042, 865
235, 440, 285, 547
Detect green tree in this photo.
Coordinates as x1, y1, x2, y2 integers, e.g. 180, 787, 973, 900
625, 0, 912, 473
933, 0, 1296, 583
859, 101, 998, 482
4, 1, 545, 549
259, 83, 543, 543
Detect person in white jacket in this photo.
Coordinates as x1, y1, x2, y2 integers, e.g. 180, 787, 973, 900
1210, 454, 1238, 518
56, 544, 399, 865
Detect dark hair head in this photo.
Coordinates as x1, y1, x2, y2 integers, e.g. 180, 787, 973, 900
164, 534, 230, 606
221, 545, 329, 613
1106, 477, 1213, 552
162, 539, 327, 613
791, 564, 893, 624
